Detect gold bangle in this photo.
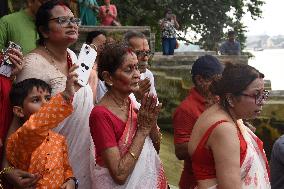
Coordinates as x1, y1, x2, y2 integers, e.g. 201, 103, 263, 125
0, 166, 14, 176
129, 151, 138, 160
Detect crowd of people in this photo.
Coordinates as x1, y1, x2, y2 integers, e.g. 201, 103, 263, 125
0, 0, 279, 188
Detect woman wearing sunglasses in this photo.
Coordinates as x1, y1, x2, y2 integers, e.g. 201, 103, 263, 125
188, 63, 270, 189
16, 0, 95, 188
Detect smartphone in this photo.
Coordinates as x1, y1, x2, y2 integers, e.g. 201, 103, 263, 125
0, 41, 22, 77
75, 43, 97, 87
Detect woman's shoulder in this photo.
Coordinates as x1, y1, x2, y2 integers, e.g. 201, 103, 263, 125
24, 50, 46, 63
17, 51, 50, 82
196, 106, 236, 132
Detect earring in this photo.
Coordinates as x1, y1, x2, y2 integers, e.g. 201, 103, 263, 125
227, 97, 234, 107
108, 83, 113, 86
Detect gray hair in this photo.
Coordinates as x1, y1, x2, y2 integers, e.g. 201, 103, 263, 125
123, 30, 146, 47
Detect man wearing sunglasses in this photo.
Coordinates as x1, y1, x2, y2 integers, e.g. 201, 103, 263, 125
0, 0, 50, 55
124, 31, 157, 101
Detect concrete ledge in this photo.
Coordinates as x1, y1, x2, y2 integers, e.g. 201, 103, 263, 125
79, 25, 151, 33
155, 51, 216, 56
151, 53, 249, 66
72, 26, 152, 53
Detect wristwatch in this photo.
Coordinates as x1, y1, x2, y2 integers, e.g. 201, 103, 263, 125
65, 177, 79, 189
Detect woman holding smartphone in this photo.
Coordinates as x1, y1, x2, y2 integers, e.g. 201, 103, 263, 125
159, 8, 179, 55
16, 1, 95, 188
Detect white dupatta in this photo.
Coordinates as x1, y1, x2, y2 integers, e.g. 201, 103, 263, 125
53, 49, 95, 189
238, 121, 270, 188
91, 137, 167, 189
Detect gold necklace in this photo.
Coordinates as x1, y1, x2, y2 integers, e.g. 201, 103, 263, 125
109, 93, 128, 112
44, 45, 61, 71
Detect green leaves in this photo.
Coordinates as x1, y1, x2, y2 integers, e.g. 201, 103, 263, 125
9, 0, 264, 51
106, 0, 264, 51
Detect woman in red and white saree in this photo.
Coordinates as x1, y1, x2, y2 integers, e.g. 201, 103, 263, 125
188, 63, 271, 189
89, 43, 167, 189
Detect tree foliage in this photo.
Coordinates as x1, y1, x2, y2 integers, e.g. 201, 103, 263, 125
7, 0, 265, 51
100, 0, 264, 51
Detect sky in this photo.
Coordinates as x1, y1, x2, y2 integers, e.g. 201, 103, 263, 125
243, 0, 284, 36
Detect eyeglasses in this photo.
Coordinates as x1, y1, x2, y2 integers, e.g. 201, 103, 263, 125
239, 90, 269, 105
133, 50, 154, 58
48, 17, 81, 26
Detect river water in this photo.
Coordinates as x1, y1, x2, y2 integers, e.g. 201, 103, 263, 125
247, 49, 284, 90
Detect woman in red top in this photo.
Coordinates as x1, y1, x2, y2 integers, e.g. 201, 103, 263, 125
188, 63, 270, 189
89, 43, 167, 188
99, 0, 117, 26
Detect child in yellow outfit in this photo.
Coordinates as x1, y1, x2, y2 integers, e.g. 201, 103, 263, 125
6, 65, 80, 189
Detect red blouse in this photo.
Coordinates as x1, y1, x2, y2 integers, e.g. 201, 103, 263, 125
89, 106, 126, 166
192, 120, 247, 180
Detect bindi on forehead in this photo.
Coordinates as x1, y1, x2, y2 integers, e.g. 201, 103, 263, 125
58, 4, 68, 11
51, 5, 73, 17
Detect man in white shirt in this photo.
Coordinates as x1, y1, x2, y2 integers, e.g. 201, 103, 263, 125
124, 31, 157, 99
95, 30, 157, 106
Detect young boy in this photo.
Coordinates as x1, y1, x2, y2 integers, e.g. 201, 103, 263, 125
6, 66, 79, 189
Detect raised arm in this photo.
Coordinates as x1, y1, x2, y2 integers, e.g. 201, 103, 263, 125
6, 64, 80, 168
99, 6, 107, 18
6, 93, 73, 167
172, 14, 179, 29
110, 5, 117, 19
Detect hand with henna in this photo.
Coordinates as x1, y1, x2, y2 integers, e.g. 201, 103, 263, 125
137, 93, 162, 136
134, 78, 151, 102
4, 168, 41, 189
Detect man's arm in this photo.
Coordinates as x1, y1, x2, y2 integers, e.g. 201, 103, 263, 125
175, 142, 190, 160
173, 108, 196, 160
